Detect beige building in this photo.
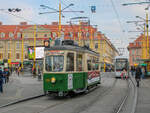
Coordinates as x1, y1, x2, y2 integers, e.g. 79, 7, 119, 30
0, 22, 118, 71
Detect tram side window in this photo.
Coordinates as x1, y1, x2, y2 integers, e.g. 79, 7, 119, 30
93, 58, 99, 70
87, 56, 92, 71
76, 54, 83, 71
66, 53, 74, 71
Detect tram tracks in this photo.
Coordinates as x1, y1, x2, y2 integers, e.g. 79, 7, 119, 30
0, 94, 45, 108
0, 76, 122, 113
113, 76, 137, 113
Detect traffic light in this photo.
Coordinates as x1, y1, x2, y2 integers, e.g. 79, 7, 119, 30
44, 40, 50, 48
8, 8, 21, 12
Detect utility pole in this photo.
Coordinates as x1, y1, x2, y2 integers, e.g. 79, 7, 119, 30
146, 13, 149, 58
39, 3, 83, 39
58, 2, 61, 37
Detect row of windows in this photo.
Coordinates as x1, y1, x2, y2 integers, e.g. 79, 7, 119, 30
66, 53, 99, 71
0, 53, 28, 59
0, 41, 42, 49
0, 32, 97, 38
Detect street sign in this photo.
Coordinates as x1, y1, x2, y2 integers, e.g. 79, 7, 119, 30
91, 6, 96, 13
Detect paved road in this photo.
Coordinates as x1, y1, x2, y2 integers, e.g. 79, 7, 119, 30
0, 72, 43, 106
0, 72, 150, 113
0, 73, 128, 113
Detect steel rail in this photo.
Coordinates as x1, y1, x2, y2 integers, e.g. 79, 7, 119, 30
114, 75, 137, 113
0, 94, 45, 108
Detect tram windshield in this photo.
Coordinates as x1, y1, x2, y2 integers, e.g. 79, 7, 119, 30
45, 55, 64, 72
115, 60, 128, 71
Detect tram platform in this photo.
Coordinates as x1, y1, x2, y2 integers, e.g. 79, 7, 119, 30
0, 72, 43, 106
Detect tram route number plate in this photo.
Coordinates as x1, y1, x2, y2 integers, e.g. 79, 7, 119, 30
68, 74, 73, 89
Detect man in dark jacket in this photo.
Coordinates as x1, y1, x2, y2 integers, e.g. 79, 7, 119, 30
0, 67, 3, 93
135, 66, 142, 87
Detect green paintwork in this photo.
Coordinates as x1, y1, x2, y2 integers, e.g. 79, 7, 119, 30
43, 72, 87, 92
43, 72, 100, 92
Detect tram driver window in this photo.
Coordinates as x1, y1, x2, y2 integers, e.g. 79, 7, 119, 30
45, 56, 52, 71
66, 53, 74, 71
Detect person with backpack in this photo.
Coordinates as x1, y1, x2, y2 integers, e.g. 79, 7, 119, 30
135, 66, 142, 87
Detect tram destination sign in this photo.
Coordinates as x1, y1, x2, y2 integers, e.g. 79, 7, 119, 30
46, 50, 64, 56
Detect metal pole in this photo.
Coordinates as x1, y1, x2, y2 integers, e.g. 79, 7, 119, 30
143, 23, 146, 59
90, 28, 94, 49
79, 21, 82, 46
33, 25, 36, 69
146, 13, 149, 59
21, 33, 24, 69
58, 2, 61, 38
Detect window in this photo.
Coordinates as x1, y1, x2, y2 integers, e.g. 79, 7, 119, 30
66, 53, 74, 71
76, 54, 83, 71
1, 32, 5, 38
52, 32, 57, 37
87, 56, 92, 71
16, 42, 20, 49
44, 34, 47, 37
36, 34, 38, 38
8, 42, 11, 49
86, 32, 89, 38
0, 53, 3, 59
0, 42, 3, 48
69, 32, 73, 38
17, 32, 21, 38
9, 32, 14, 37
132, 50, 135, 55
16, 53, 20, 59
25, 53, 28, 59
95, 43, 98, 49
24, 43, 28, 49
45, 55, 64, 72
8, 53, 11, 59
94, 58, 99, 70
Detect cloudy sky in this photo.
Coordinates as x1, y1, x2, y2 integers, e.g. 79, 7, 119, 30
0, 0, 149, 57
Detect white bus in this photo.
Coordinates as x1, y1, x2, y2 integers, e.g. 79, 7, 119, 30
114, 56, 129, 78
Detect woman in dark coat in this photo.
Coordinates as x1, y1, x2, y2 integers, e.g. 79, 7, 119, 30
135, 66, 142, 87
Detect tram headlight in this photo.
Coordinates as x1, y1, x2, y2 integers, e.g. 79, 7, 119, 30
51, 77, 56, 83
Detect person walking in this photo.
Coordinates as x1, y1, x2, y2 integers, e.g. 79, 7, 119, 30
135, 66, 142, 87
141, 67, 145, 79
17, 67, 20, 76
3, 68, 7, 84
0, 67, 3, 93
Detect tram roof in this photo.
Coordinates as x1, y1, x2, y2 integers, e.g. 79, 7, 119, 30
44, 45, 99, 57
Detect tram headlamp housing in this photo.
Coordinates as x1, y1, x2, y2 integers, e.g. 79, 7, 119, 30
51, 77, 56, 83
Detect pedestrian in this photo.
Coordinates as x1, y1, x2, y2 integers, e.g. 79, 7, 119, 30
0, 67, 3, 93
3, 68, 7, 84
131, 66, 134, 76
6, 68, 10, 83
135, 66, 142, 87
17, 67, 20, 76
141, 67, 145, 79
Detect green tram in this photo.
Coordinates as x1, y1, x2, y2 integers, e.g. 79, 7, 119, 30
43, 40, 101, 96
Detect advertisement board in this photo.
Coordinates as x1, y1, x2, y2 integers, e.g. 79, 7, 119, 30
28, 46, 44, 59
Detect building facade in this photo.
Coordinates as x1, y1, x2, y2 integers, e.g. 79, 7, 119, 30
0, 22, 118, 70
128, 35, 146, 66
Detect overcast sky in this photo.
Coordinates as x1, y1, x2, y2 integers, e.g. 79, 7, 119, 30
0, 0, 149, 57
